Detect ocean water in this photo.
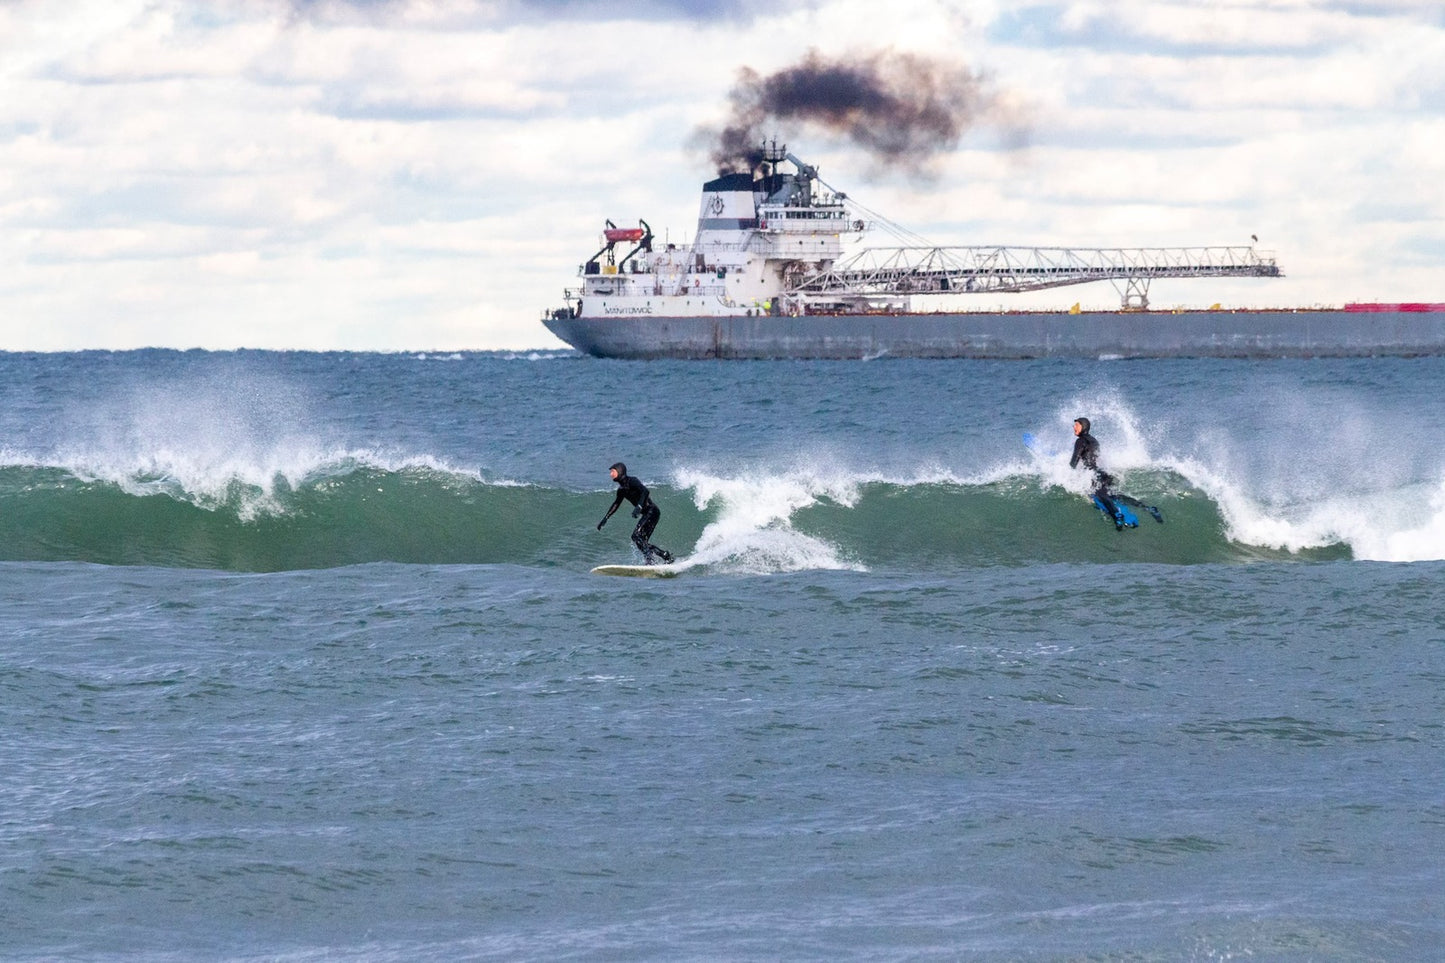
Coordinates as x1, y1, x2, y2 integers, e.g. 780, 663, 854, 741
1, 350, 1442, 961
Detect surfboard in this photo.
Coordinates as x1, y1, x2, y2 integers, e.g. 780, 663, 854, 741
1021, 431, 1058, 457
591, 564, 680, 578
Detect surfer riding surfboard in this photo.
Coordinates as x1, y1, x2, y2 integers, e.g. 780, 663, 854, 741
593, 462, 677, 574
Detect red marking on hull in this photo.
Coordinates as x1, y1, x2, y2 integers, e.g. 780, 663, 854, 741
1344, 302, 1445, 313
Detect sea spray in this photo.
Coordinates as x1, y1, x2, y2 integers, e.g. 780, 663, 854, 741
4, 353, 1442, 567
674, 464, 865, 573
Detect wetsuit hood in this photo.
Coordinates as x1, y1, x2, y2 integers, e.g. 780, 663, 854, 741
609, 462, 627, 480
1074, 417, 1091, 433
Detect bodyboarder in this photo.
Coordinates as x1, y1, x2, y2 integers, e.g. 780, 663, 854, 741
597, 462, 675, 564
1070, 417, 1164, 529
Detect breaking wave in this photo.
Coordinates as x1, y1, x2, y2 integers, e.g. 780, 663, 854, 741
6, 438, 1432, 571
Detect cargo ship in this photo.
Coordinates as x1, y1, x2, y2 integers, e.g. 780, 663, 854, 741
542, 144, 1445, 359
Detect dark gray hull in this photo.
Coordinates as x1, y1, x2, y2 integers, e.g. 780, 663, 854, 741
543, 309, 1445, 359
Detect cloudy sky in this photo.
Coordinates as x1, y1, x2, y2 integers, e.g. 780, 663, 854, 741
2, 0, 1442, 351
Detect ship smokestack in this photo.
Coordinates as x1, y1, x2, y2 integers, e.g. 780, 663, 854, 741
698, 48, 1024, 176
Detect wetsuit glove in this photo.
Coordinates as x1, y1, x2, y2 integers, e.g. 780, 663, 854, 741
597, 519, 605, 530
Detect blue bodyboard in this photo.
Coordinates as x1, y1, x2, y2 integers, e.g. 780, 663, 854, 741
1021, 432, 1058, 457
1026, 433, 1141, 529
1092, 495, 1138, 528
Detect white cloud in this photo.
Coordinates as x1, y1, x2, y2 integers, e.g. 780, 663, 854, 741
0, 0, 1441, 350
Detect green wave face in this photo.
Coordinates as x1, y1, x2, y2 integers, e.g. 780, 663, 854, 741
0, 464, 1349, 573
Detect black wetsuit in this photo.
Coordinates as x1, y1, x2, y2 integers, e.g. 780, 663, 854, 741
1070, 430, 1124, 521
1070, 430, 1159, 526
599, 474, 674, 564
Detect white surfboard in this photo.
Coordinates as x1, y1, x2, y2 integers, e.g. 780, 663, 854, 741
590, 563, 681, 578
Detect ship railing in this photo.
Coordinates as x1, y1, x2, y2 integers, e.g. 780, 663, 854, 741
564, 283, 736, 302
696, 240, 756, 255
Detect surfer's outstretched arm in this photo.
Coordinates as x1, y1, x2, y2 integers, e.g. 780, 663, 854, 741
600, 463, 635, 529
598, 495, 622, 529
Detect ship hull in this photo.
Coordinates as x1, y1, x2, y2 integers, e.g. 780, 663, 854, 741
543, 308, 1445, 359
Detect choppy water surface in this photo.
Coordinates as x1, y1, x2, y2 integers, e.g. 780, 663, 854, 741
1, 351, 1442, 960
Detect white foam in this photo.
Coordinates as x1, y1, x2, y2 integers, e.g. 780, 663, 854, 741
1191, 464, 1445, 561
1357, 477, 1445, 561
1045, 389, 1445, 562
672, 464, 868, 574
1022, 397, 1159, 499
19, 369, 489, 520
667, 454, 1025, 574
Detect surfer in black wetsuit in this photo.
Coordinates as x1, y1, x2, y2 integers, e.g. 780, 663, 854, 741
1070, 417, 1164, 529
597, 462, 675, 564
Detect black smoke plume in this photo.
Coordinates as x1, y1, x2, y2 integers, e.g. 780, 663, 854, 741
698, 48, 1022, 176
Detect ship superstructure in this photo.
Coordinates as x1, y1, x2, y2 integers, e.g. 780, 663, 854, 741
551, 144, 854, 323
549, 143, 1278, 326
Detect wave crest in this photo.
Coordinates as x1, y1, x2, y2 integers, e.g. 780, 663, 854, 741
5, 450, 1409, 571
